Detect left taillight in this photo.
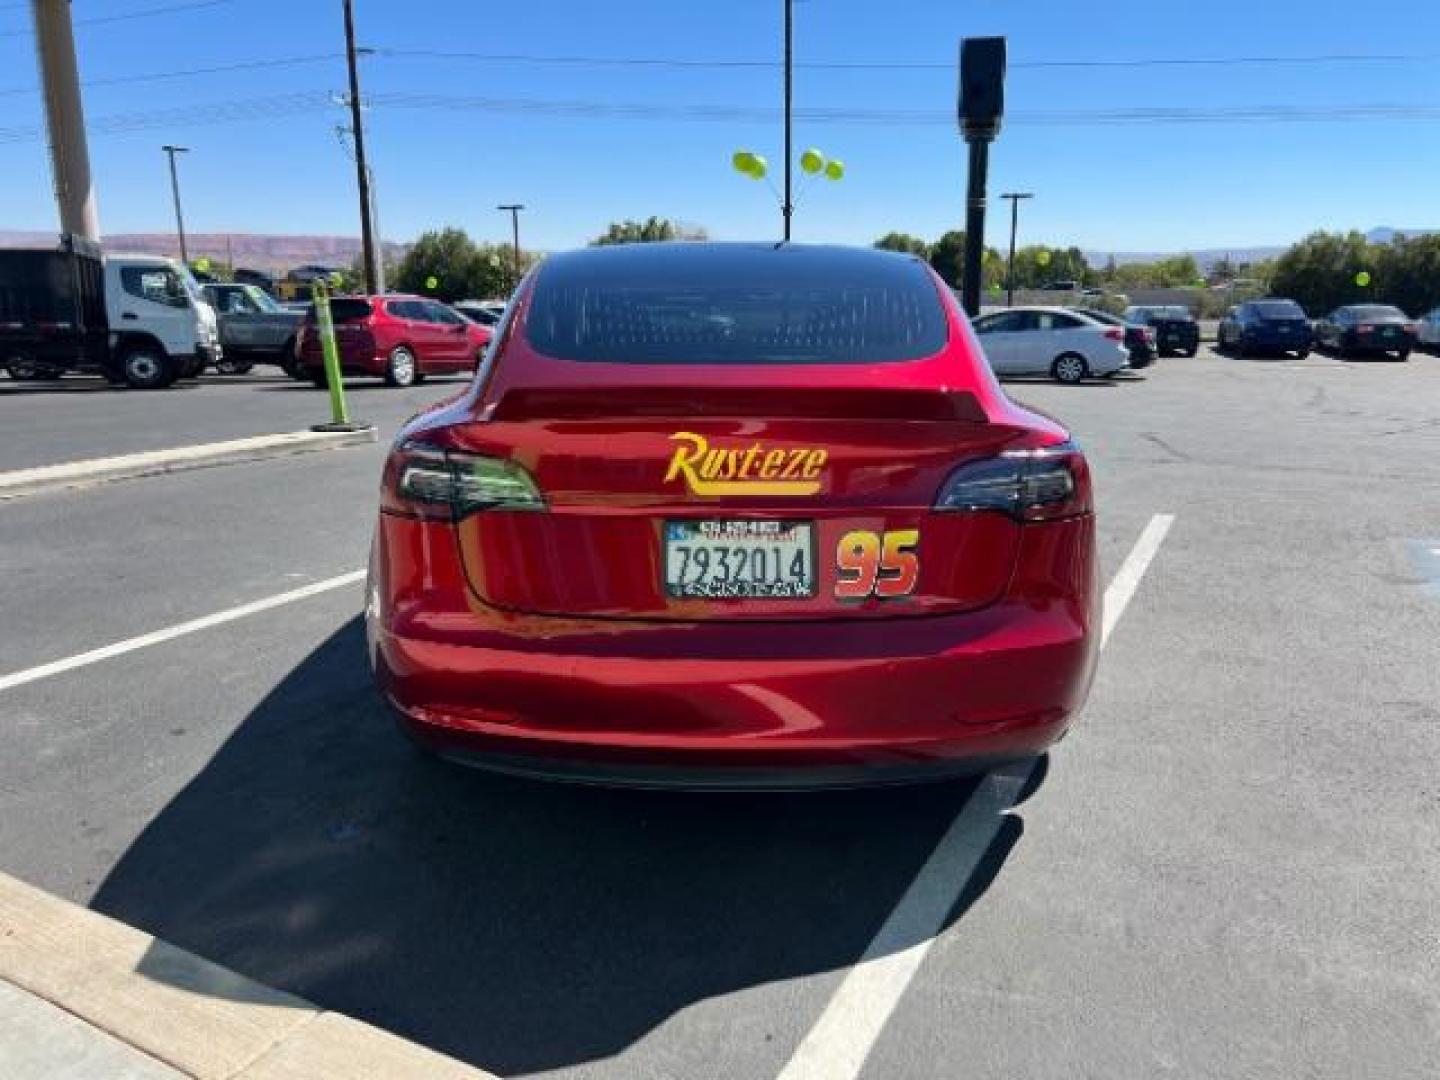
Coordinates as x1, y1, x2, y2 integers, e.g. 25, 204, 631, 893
934, 440, 1092, 522
380, 440, 545, 521
1102, 327, 1124, 341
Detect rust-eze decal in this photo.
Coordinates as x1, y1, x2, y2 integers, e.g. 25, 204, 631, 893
664, 431, 827, 497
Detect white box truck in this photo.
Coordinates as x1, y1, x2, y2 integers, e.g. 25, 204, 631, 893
0, 235, 220, 389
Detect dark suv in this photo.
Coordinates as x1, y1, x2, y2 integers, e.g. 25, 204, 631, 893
1123, 305, 1200, 357
1217, 300, 1312, 358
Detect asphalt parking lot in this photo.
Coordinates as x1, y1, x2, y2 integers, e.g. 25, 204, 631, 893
1, 349, 1437, 1079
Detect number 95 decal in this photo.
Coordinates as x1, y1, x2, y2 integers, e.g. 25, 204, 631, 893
834, 529, 920, 599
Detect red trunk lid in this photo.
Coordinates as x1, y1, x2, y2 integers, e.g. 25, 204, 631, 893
439, 383, 1029, 621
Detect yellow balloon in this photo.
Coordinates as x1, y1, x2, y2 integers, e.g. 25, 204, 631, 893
823, 159, 844, 181
1355, 270, 1371, 287
425, 275, 439, 290
800, 148, 824, 175
732, 150, 755, 174
194, 257, 210, 272
1036, 249, 1052, 267
749, 154, 768, 179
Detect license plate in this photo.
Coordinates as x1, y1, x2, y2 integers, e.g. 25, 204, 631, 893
664, 520, 815, 599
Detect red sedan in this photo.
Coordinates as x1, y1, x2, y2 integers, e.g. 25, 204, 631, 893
367, 244, 1099, 788
296, 294, 492, 388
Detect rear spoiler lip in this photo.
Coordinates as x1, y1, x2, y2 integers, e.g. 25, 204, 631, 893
488, 385, 990, 423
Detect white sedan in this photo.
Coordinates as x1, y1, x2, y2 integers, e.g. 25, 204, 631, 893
971, 306, 1132, 383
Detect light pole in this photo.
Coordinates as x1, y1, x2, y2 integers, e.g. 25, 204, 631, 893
161, 145, 190, 266
496, 204, 524, 293
782, 0, 793, 241
1000, 191, 1033, 307
341, 0, 378, 293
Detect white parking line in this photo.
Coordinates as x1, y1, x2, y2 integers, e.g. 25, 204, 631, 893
0, 570, 366, 695
777, 512, 1177, 1080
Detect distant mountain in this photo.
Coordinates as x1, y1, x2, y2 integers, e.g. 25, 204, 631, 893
1088, 226, 1440, 272
0, 230, 410, 273
1364, 227, 1439, 244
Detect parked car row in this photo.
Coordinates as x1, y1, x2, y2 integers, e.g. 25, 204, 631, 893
1216, 299, 1436, 360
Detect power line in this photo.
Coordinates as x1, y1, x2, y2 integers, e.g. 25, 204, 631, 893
0, 0, 239, 37
4, 91, 1440, 145
0, 53, 342, 98
378, 46, 1440, 72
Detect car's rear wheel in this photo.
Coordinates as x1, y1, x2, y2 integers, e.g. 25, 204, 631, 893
1051, 352, 1088, 384
1183, 345, 1198, 358
384, 346, 417, 388
308, 368, 329, 389
1395, 350, 1411, 362
215, 357, 253, 375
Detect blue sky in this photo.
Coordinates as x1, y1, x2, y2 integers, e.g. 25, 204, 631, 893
2, 0, 1439, 254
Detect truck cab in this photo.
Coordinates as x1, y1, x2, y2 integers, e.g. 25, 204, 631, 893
104, 254, 220, 386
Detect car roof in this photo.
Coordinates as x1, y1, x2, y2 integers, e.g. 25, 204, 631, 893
537, 241, 930, 277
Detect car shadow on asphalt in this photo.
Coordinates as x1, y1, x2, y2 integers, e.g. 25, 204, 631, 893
90, 617, 1039, 1076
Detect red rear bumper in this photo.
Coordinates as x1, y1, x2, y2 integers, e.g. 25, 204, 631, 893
367, 514, 1100, 788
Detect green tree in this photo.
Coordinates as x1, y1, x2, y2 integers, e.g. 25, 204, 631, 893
927, 230, 967, 287
394, 227, 478, 301
1373, 233, 1440, 317
1268, 231, 1374, 315
873, 232, 930, 258
591, 217, 707, 245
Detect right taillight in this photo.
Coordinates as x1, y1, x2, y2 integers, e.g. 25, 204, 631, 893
934, 441, 1092, 522
380, 440, 545, 521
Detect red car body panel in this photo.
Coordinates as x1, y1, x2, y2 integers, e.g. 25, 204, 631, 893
366, 245, 1100, 788
296, 294, 491, 379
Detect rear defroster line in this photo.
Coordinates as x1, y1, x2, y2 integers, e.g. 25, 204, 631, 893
777, 513, 1176, 1080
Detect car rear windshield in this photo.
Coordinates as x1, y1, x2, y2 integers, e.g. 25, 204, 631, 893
309, 299, 371, 322
525, 250, 948, 364
1348, 305, 1406, 320
1151, 306, 1193, 321
1253, 301, 1306, 319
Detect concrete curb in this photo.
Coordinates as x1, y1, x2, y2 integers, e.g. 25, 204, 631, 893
0, 429, 378, 502
0, 872, 492, 1079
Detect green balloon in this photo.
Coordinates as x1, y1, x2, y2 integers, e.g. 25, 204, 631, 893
800, 148, 825, 175
823, 159, 844, 181
1036, 249, 1052, 267
425, 275, 439, 290
732, 150, 755, 174
194, 257, 210, 272
749, 153, 768, 179
1355, 270, 1371, 287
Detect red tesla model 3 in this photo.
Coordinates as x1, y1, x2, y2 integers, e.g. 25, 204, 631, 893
367, 243, 1099, 788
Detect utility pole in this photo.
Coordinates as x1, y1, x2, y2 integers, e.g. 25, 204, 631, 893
782, 0, 793, 241
162, 145, 190, 265
30, 0, 99, 241
496, 204, 524, 293
1000, 192, 1033, 307
341, 0, 377, 293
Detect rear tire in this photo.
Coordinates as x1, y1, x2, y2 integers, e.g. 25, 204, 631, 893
121, 345, 174, 390
1396, 350, 1411, 362
1051, 352, 1089, 384
308, 369, 329, 389
215, 357, 254, 375
1183, 345, 1198, 358
384, 346, 418, 388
